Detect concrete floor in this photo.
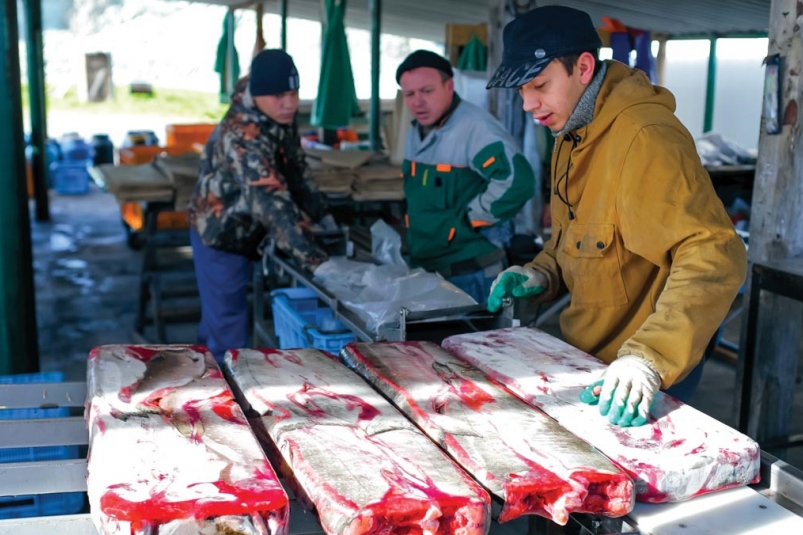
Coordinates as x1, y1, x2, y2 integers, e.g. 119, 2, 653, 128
30, 187, 803, 470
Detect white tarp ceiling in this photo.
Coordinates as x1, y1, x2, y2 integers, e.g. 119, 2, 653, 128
192, 0, 771, 42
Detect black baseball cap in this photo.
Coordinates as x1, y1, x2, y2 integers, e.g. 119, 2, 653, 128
396, 50, 453, 84
487, 6, 602, 89
250, 49, 300, 96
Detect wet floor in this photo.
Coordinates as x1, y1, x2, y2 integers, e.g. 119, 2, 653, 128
29, 185, 803, 470
33, 185, 196, 381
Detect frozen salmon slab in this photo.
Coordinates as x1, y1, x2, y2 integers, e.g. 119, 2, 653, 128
340, 341, 634, 525
441, 328, 761, 503
225, 348, 491, 535
86, 345, 289, 535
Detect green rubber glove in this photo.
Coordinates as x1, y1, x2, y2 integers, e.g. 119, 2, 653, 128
579, 356, 662, 427
486, 266, 547, 312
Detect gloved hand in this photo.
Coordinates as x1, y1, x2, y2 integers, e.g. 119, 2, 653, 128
486, 266, 547, 312
318, 214, 338, 232
579, 355, 662, 427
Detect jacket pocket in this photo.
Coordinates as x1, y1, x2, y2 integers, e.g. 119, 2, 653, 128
404, 162, 449, 212
559, 223, 628, 307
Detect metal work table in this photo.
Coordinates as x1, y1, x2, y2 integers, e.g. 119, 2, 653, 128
254, 239, 516, 347
740, 258, 803, 442
132, 201, 199, 344
3, 379, 803, 535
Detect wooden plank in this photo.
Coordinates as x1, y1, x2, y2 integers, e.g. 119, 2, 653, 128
0, 381, 86, 409
0, 459, 87, 495
0, 417, 87, 447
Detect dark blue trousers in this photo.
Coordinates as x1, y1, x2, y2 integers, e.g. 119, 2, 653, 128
190, 229, 252, 362
663, 328, 722, 403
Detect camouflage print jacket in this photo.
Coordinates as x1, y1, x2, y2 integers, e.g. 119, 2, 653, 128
189, 78, 328, 271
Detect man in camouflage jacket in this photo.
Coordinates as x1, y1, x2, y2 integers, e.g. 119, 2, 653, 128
189, 49, 332, 361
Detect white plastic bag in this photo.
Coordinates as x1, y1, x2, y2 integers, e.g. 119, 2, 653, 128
313, 258, 477, 334
370, 220, 406, 267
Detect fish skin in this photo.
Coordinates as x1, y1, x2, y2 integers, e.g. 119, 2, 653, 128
86, 345, 289, 535
341, 341, 634, 525
225, 348, 492, 535
442, 328, 762, 503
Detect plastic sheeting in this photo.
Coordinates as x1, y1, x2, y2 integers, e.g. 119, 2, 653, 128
313, 258, 477, 334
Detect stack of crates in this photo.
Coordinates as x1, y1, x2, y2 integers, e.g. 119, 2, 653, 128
51, 135, 93, 195
271, 288, 355, 352
0, 372, 85, 519
117, 145, 196, 242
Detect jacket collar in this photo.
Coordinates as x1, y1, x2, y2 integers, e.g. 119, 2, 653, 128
554, 61, 607, 139
414, 92, 462, 140
233, 77, 294, 141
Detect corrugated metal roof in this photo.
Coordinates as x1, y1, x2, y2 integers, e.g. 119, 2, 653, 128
200, 0, 770, 42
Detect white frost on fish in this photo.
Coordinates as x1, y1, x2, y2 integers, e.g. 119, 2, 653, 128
442, 328, 761, 503
225, 348, 491, 535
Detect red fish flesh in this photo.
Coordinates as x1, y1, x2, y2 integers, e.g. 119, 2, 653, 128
225, 348, 491, 535
86, 345, 289, 535
341, 341, 634, 525
442, 328, 761, 503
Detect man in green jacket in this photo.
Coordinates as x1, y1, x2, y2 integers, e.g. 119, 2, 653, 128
398, 50, 537, 302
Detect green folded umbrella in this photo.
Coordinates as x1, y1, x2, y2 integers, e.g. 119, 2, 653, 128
457, 35, 487, 72
215, 11, 240, 104
311, 0, 360, 129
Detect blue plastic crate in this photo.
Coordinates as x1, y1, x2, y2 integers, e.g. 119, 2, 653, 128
51, 160, 91, 195
0, 372, 85, 519
271, 288, 355, 352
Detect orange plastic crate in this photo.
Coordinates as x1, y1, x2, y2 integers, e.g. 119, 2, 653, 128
118, 145, 195, 232
165, 124, 216, 149
118, 145, 196, 166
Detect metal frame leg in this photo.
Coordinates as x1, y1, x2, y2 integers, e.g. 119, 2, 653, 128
739, 266, 762, 434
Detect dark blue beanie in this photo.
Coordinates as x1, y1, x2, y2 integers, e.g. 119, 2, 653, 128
249, 49, 300, 96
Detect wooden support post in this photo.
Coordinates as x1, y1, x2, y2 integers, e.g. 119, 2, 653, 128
655, 36, 668, 86
253, 3, 266, 58
738, 0, 803, 445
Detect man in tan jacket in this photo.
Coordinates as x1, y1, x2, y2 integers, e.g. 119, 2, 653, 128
486, 6, 746, 426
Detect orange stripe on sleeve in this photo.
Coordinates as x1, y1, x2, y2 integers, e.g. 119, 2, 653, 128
482, 156, 496, 168
471, 220, 491, 228
448, 227, 456, 242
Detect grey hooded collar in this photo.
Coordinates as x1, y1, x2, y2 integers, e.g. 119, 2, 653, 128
553, 61, 608, 138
